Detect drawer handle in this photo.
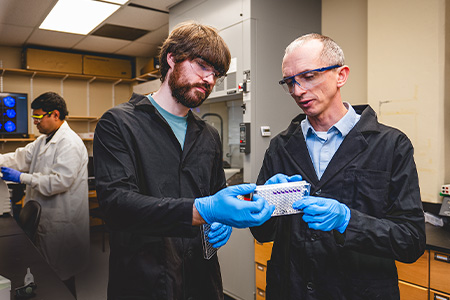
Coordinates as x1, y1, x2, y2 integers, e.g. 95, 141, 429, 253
434, 252, 450, 263
257, 288, 265, 297
435, 294, 449, 300
256, 264, 265, 271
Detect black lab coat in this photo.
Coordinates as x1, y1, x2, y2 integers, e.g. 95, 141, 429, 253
94, 93, 226, 300
251, 105, 425, 300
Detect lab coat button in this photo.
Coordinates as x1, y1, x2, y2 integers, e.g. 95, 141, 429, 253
310, 233, 318, 241
307, 282, 314, 291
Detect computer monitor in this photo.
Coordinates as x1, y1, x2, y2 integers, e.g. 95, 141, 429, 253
0, 92, 28, 138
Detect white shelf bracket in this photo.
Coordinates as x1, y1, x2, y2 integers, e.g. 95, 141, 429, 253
86, 77, 96, 132
60, 74, 69, 96
112, 79, 122, 108
29, 72, 37, 135
0, 69, 5, 93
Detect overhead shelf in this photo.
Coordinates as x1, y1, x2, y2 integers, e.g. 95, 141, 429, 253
66, 116, 99, 122
0, 68, 137, 83
0, 138, 35, 143
135, 70, 161, 82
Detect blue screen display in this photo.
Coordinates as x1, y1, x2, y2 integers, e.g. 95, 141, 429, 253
0, 92, 28, 138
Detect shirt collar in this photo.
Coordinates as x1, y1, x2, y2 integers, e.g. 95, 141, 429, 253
301, 102, 359, 139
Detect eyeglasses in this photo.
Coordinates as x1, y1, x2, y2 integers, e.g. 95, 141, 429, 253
189, 59, 226, 85
279, 65, 341, 94
31, 111, 53, 123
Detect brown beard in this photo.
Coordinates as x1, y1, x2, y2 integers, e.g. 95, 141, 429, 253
168, 63, 212, 108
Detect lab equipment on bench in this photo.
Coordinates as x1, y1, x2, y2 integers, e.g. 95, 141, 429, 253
0, 275, 10, 300
254, 181, 310, 216
441, 184, 450, 196
15, 268, 37, 299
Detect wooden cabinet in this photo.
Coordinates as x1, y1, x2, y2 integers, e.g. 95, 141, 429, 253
255, 242, 450, 299
430, 250, 450, 294
396, 251, 429, 300
256, 288, 266, 300
255, 263, 266, 291
255, 240, 272, 266
396, 250, 429, 288
430, 289, 450, 300
397, 249, 450, 299
254, 240, 273, 299
398, 281, 428, 300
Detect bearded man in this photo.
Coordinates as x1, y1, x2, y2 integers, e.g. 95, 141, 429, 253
93, 21, 274, 300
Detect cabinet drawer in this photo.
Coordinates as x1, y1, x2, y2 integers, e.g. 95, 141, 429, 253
255, 263, 267, 290
398, 280, 428, 300
430, 251, 450, 294
255, 240, 273, 265
430, 289, 450, 300
396, 250, 429, 287
256, 288, 265, 300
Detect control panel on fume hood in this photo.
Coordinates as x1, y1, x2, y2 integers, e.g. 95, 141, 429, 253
240, 122, 250, 154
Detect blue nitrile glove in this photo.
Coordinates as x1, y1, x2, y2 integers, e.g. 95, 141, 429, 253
264, 173, 303, 185
1, 167, 22, 183
293, 196, 350, 233
194, 183, 275, 228
208, 222, 232, 248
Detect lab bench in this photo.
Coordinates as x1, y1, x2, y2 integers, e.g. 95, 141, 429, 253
0, 214, 75, 299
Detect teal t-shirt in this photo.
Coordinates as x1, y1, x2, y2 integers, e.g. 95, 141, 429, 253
148, 95, 188, 149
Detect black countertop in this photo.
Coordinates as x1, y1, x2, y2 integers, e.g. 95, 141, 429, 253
426, 223, 450, 253
0, 214, 75, 299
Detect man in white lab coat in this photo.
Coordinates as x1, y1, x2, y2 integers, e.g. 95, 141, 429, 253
0, 91, 89, 298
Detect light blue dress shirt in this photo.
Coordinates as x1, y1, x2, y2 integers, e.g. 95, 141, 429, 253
301, 103, 361, 179
148, 95, 188, 149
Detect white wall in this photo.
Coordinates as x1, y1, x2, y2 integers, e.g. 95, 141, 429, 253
323, 0, 449, 204
368, 0, 446, 203
322, 0, 368, 104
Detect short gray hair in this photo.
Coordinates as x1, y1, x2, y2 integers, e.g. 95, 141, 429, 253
284, 33, 345, 66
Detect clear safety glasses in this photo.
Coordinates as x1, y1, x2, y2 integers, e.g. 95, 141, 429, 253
189, 59, 226, 86
31, 111, 53, 123
279, 65, 341, 94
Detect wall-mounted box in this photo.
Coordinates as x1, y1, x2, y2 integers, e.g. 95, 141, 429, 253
24, 48, 82, 74
83, 55, 132, 78
140, 57, 160, 75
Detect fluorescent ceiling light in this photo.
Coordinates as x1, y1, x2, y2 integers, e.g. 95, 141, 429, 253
103, 0, 128, 4
39, 0, 122, 35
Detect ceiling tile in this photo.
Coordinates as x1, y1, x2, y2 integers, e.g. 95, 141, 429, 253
0, 24, 34, 47
0, 0, 180, 58
72, 35, 131, 54
27, 29, 85, 49
128, 0, 184, 12
115, 41, 159, 58
105, 6, 168, 31
0, 0, 56, 27
92, 24, 149, 41
136, 24, 168, 45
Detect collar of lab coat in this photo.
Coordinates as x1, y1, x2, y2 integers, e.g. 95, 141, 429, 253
38, 121, 70, 154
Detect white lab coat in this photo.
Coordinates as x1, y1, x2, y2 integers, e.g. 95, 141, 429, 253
0, 121, 89, 280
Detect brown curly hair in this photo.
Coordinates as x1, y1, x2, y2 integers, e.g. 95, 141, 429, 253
159, 21, 231, 82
